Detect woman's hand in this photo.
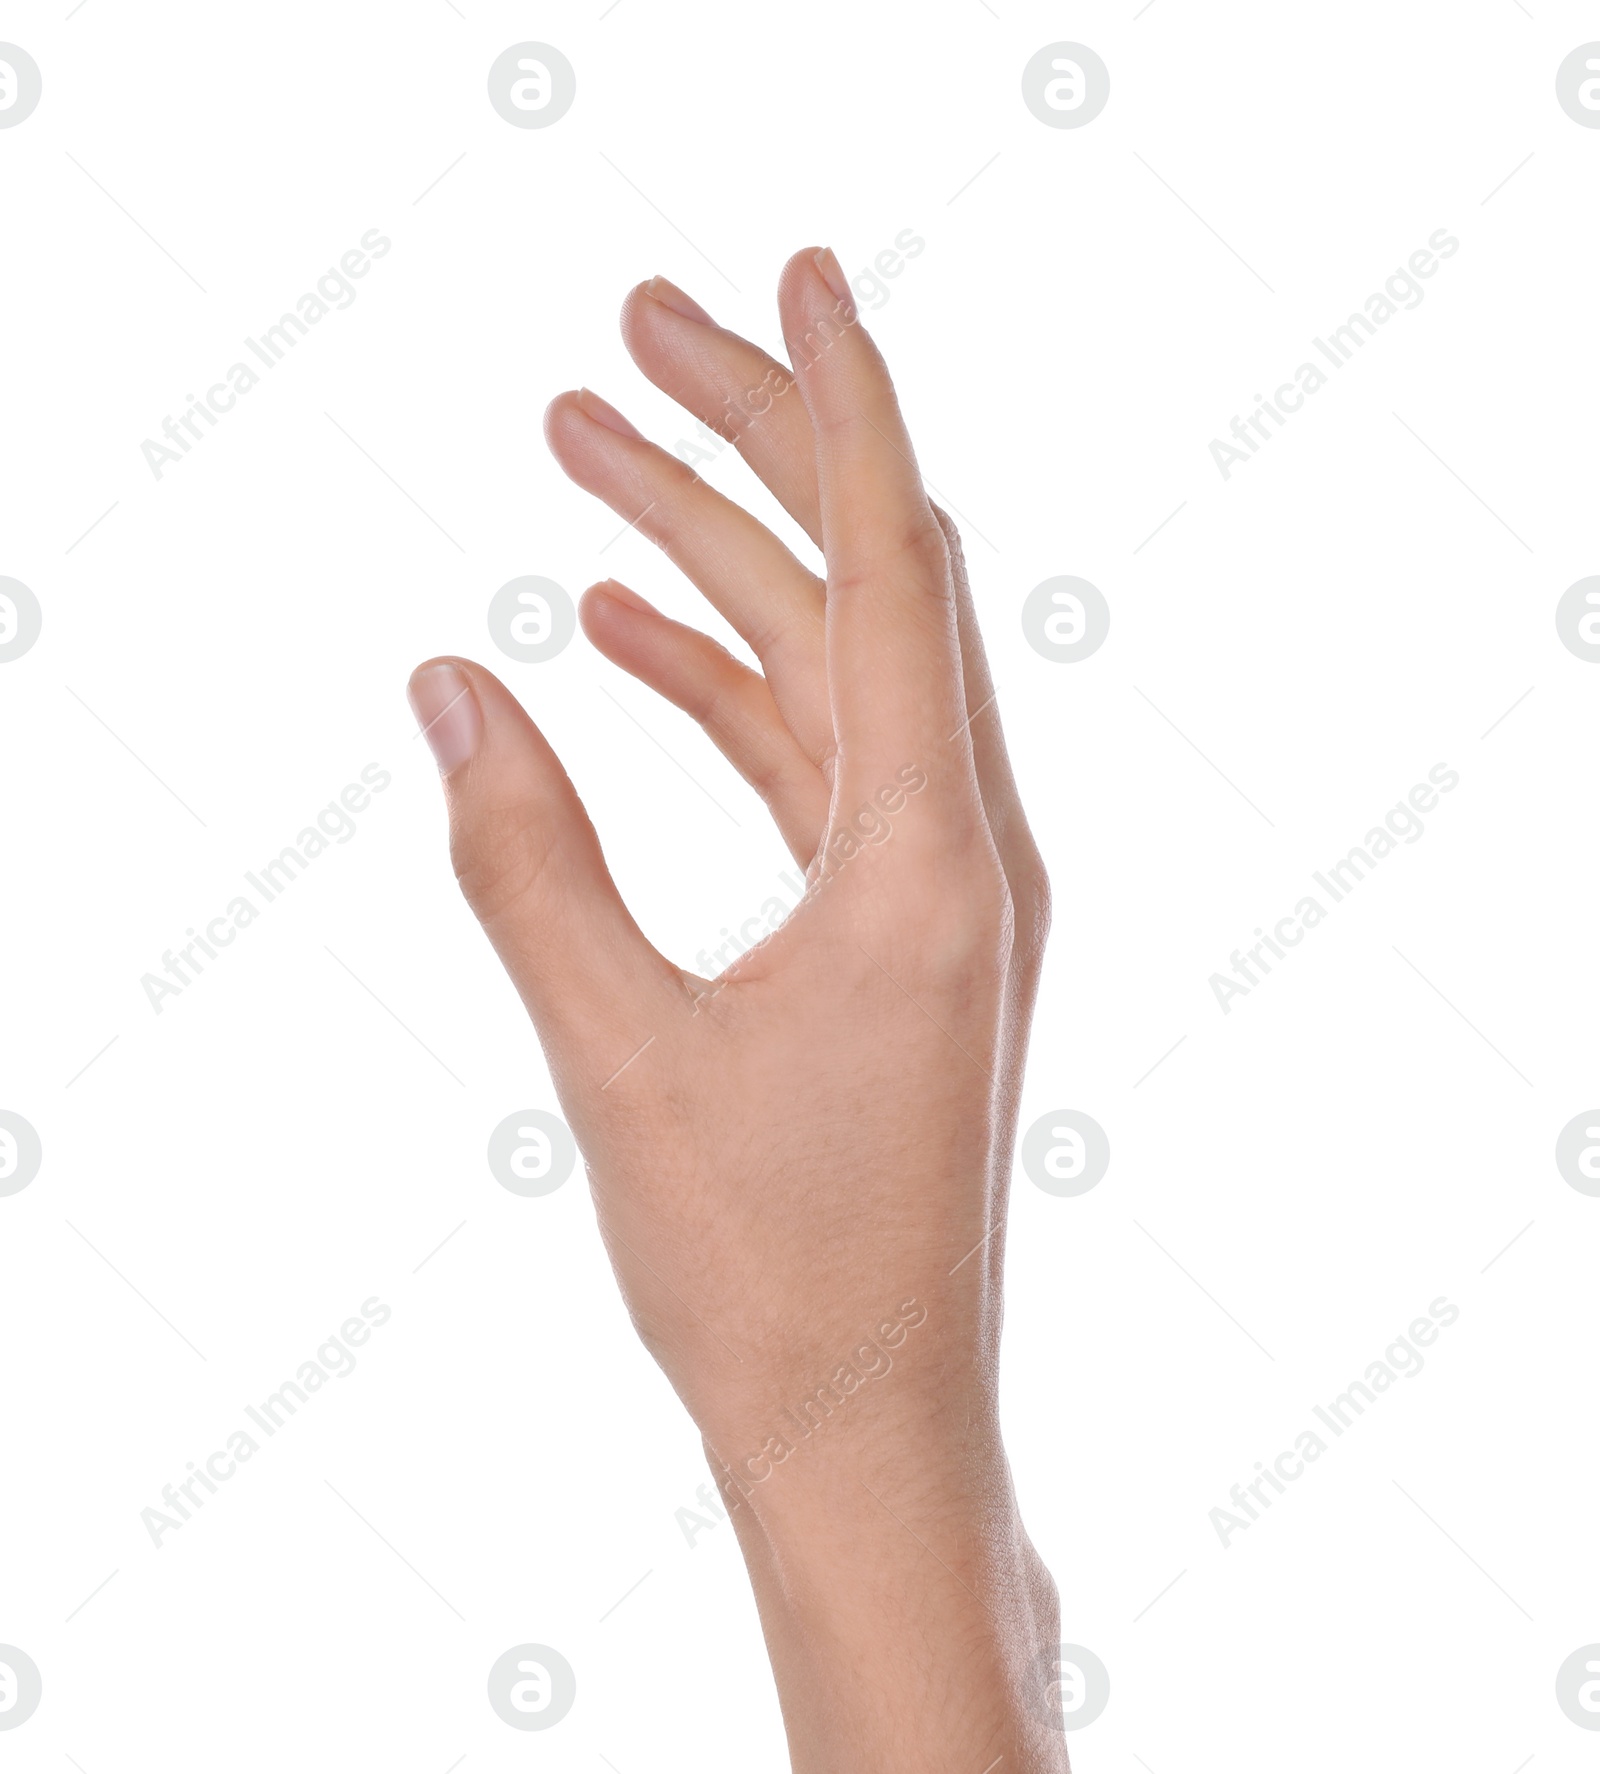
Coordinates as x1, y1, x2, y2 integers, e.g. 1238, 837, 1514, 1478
408, 247, 1063, 1772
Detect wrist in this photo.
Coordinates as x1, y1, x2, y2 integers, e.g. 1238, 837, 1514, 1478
709, 1424, 1068, 1772
732, 1424, 1042, 1617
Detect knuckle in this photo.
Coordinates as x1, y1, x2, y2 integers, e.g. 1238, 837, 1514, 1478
752, 602, 825, 678
890, 843, 1015, 975
932, 505, 971, 590
682, 645, 745, 728
931, 502, 965, 558
662, 451, 709, 499
691, 680, 736, 737
690, 672, 799, 805
631, 457, 708, 548
1013, 849, 1052, 958
828, 513, 950, 600
450, 803, 556, 926
738, 739, 796, 803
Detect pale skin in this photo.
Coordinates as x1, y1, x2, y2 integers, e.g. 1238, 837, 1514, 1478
408, 247, 1066, 1771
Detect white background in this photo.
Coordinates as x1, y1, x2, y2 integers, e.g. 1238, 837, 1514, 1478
3, 3, 1598, 1768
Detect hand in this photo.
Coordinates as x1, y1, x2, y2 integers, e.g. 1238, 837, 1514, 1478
408, 247, 1063, 1771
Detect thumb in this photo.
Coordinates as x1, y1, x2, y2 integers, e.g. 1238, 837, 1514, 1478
407, 657, 680, 1069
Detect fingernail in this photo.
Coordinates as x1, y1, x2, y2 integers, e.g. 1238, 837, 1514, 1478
408, 662, 481, 775
591, 578, 656, 615
813, 246, 853, 307
576, 387, 644, 439
644, 275, 714, 325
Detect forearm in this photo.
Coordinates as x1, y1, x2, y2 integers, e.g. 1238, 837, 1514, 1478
711, 1423, 1068, 1771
